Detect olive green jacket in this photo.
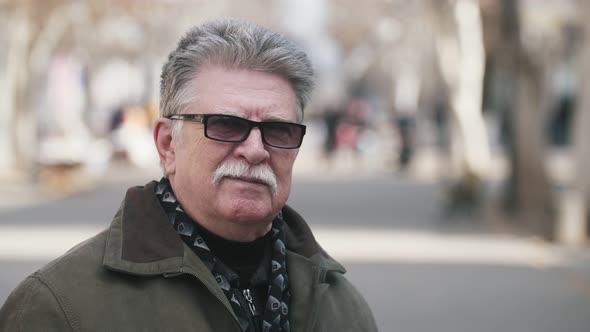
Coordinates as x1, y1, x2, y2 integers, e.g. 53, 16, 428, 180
0, 182, 378, 331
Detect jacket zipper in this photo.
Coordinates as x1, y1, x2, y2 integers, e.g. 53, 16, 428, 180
242, 289, 257, 316
242, 288, 262, 332
163, 268, 242, 331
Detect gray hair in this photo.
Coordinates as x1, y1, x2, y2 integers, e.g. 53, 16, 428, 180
160, 18, 315, 124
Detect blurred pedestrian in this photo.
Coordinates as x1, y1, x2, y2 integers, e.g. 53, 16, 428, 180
392, 65, 421, 170
0, 18, 377, 332
549, 60, 576, 146
322, 106, 343, 158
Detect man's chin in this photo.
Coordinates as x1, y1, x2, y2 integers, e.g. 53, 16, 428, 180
215, 182, 286, 221
223, 204, 276, 225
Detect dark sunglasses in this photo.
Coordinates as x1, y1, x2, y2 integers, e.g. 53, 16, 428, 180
167, 114, 306, 149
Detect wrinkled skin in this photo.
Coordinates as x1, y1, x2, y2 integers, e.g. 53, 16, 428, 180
154, 65, 300, 241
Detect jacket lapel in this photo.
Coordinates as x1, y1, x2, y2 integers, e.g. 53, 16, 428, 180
287, 251, 322, 331
283, 204, 347, 331
103, 181, 187, 275
286, 251, 347, 331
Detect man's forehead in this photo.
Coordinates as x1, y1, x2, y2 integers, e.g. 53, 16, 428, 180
204, 107, 296, 122
189, 66, 301, 121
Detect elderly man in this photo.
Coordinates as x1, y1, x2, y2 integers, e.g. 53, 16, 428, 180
0, 19, 377, 332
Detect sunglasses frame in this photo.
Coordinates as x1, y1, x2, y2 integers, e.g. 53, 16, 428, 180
167, 113, 306, 149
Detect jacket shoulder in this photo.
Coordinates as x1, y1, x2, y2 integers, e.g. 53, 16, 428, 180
0, 230, 109, 332
38, 229, 109, 280
0, 275, 76, 331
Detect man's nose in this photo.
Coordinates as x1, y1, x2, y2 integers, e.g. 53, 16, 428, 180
234, 127, 270, 164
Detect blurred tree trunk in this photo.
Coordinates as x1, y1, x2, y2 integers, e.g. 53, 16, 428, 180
0, 8, 24, 174
3, 1, 92, 180
0, 4, 35, 176
426, 0, 491, 213
567, 0, 590, 244
495, 0, 555, 240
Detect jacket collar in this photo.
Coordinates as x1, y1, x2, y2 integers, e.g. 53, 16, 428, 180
103, 181, 346, 276
282, 205, 346, 273
103, 181, 184, 274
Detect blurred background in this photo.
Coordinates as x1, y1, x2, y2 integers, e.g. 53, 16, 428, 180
1, 0, 590, 331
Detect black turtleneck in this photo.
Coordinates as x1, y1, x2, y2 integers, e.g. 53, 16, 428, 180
189, 221, 272, 286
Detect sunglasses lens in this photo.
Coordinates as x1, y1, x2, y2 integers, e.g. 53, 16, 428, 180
204, 115, 304, 148
262, 122, 303, 148
206, 115, 250, 141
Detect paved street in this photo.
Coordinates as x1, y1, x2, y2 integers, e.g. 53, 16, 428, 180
1, 168, 590, 331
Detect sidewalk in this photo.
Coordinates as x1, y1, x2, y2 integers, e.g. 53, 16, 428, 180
0, 161, 161, 212
0, 170, 48, 211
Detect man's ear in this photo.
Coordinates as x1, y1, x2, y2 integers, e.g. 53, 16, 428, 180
153, 118, 176, 175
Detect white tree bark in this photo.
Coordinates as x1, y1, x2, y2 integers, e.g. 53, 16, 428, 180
0, 8, 31, 175
430, 0, 491, 180
451, 0, 490, 178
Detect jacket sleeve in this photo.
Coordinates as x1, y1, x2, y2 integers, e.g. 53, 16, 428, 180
338, 276, 379, 332
0, 276, 74, 332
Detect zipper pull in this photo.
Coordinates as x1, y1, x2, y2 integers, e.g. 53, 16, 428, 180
243, 289, 257, 316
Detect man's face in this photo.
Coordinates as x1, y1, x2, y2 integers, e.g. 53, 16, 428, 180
165, 65, 300, 239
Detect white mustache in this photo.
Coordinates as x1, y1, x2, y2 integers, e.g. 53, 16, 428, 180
212, 160, 278, 194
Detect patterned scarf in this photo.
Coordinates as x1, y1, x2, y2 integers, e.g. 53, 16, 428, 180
155, 178, 290, 332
